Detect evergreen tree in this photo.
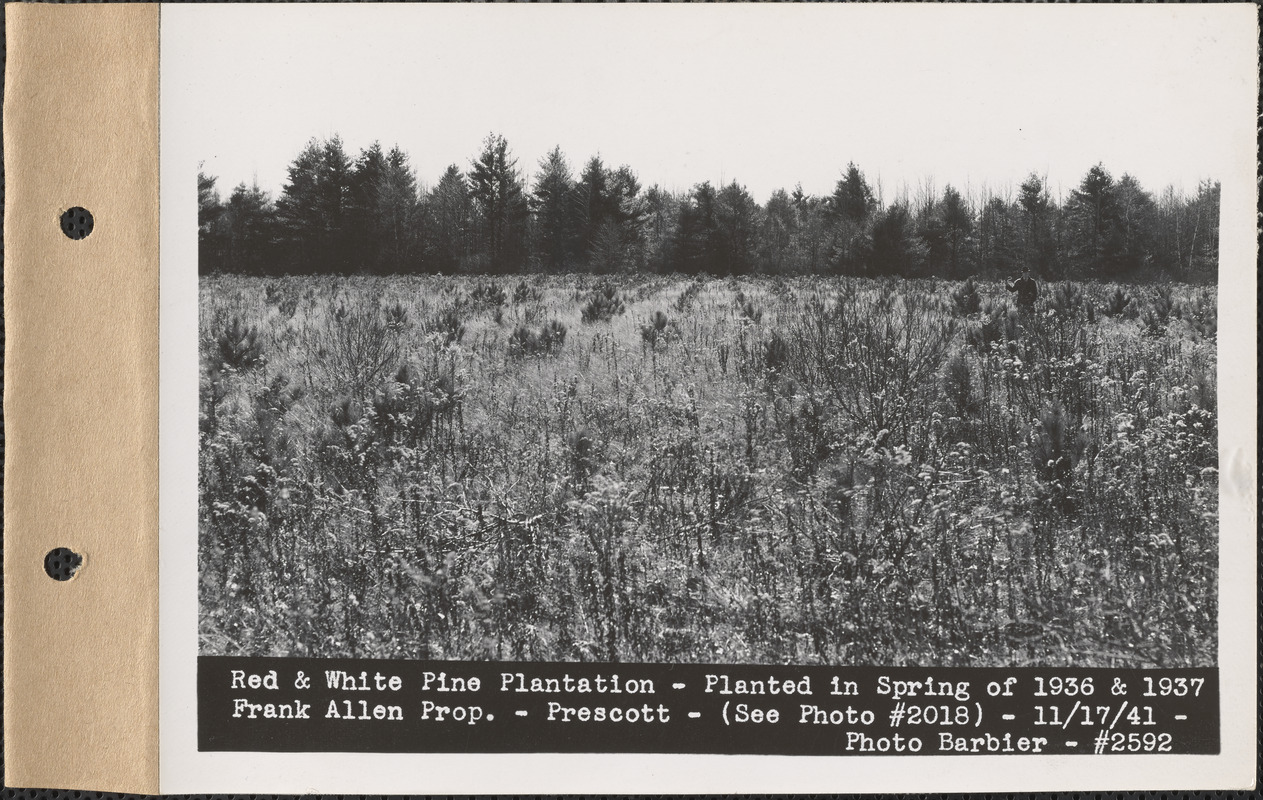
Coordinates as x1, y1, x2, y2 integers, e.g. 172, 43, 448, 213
642, 185, 679, 273
208, 136, 1216, 281
588, 220, 629, 273
792, 188, 833, 274
607, 165, 648, 270
939, 185, 974, 277
197, 170, 224, 274
469, 134, 529, 272
1018, 173, 1056, 276
715, 181, 760, 274
759, 188, 797, 273
349, 142, 388, 269
978, 196, 1020, 276
916, 194, 949, 277
829, 162, 875, 225
1066, 163, 1122, 277
530, 146, 578, 271
675, 182, 720, 274
576, 155, 616, 262
827, 164, 875, 273
426, 164, 473, 273
221, 181, 277, 275
1112, 173, 1156, 274
868, 203, 921, 277
275, 135, 355, 274
375, 145, 422, 273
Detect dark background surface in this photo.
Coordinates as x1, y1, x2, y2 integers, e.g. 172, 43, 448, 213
200, 658, 1220, 756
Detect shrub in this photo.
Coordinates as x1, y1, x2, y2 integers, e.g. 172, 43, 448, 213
255, 371, 306, 424
739, 300, 763, 324
329, 395, 363, 429
513, 280, 541, 304
1050, 282, 1083, 318
950, 278, 982, 316
1181, 290, 1217, 339
941, 352, 980, 417
1106, 286, 1146, 318
217, 315, 266, 372
372, 361, 459, 444
510, 320, 568, 357
1030, 400, 1085, 488
1102, 286, 1133, 318
322, 395, 372, 494
539, 320, 568, 353
763, 330, 791, 375
316, 301, 403, 398
581, 284, 626, 323
265, 283, 300, 319
383, 301, 409, 332
264, 282, 284, 306
426, 306, 467, 345
674, 279, 705, 312
1141, 286, 1180, 336
793, 290, 956, 437
471, 281, 507, 307
567, 427, 602, 484
964, 301, 1018, 353
508, 325, 539, 357
640, 311, 680, 346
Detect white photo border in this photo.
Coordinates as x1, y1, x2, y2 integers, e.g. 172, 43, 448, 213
160, 4, 1257, 792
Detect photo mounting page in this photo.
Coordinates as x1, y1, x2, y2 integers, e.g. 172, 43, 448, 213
159, 4, 1258, 793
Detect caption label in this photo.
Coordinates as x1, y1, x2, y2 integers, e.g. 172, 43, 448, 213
199, 658, 1218, 756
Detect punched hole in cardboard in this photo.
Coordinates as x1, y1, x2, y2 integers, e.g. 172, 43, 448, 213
44, 547, 83, 581
60, 206, 94, 240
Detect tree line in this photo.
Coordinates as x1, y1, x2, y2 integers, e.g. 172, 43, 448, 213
199, 133, 1220, 281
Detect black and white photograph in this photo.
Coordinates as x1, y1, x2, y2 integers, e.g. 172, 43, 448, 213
190, 5, 1230, 670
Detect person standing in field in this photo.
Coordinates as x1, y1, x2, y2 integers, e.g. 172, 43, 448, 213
1007, 270, 1038, 309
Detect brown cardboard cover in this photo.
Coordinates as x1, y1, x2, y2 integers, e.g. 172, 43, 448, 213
3, 3, 160, 792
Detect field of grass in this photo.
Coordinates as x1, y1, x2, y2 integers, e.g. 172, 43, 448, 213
199, 273, 1217, 666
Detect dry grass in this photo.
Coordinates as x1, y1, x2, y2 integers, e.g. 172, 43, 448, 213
199, 274, 1217, 666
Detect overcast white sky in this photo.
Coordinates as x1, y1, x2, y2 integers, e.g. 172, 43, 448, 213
167, 3, 1254, 206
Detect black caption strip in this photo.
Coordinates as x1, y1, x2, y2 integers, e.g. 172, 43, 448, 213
199, 657, 1217, 756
